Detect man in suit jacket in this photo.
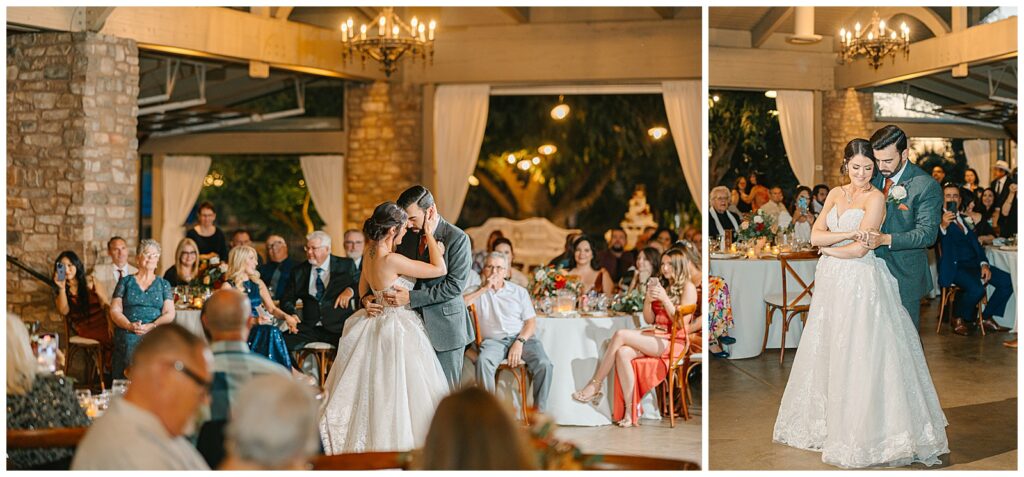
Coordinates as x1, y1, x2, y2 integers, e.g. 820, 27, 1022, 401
865, 125, 943, 329
279, 231, 359, 353
257, 234, 296, 300
937, 184, 1013, 336
91, 236, 139, 307
374, 186, 474, 389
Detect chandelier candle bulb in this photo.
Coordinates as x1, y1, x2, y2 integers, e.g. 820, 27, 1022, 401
411, 17, 418, 29
879, 20, 885, 36
360, 24, 367, 41
392, 25, 399, 38
341, 23, 347, 41
429, 20, 436, 40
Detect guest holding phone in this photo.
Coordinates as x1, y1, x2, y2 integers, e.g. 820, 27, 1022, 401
790, 186, 814, 243
53, 251, 113, 370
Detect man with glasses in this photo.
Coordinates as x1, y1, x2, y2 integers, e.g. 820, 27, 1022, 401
257, 234, 295, 300
279, 230, 359, 354
73, 323, 212, 470
463, 252, 553, 412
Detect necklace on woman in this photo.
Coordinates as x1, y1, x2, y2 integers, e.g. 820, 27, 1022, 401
844, 183, 870, 203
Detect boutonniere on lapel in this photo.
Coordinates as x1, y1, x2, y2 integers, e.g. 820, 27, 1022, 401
887, 184, 910, 211
961, 214, 975, 230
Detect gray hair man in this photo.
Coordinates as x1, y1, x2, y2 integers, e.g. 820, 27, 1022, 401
463, 252, 553, 412
220, 374, 321, 470
73, 324, 212, 470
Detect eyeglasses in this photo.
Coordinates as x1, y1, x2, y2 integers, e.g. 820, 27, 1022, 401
482, 264, 506, 271
268, 242, 286, 248
181, 251, 197, 256
143, 253, 160, 259
343, 241, 363, 246
169, 360, 212, 393
303, 245, 328, 252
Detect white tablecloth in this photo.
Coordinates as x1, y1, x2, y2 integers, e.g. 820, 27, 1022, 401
462, 313, 660, 426
710, 257, 818, 359
985, 246, 1017, 332
173, 309, 207, 342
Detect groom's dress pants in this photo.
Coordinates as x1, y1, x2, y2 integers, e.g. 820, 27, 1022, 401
476, 336, 554, 412
953, 265, 1013, 322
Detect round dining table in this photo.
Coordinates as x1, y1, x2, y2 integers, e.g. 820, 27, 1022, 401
173, 308, 207, 342
985, 245, 1017, 332
709, 255, 818, 359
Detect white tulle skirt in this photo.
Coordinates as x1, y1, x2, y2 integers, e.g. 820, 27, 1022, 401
772, 254, 949, 468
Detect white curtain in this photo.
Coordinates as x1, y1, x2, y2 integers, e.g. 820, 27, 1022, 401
433, 84, 490, 220
963, 139, 991, 187
301, 155, 346, 246
160, 155, 211, 272
776, 90, 815, 187
662, 81, 702, 210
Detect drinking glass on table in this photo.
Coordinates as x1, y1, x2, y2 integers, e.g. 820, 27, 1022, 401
111, 379, 130, 396
75, 389, 92, 409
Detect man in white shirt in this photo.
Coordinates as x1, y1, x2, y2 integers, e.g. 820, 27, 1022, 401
91, 236, 138, 307
758, 186, 793, 227
72, 323, 212, 470
463, 252, 553, 411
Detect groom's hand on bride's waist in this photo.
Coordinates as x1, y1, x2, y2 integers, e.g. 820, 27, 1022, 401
384, 287, 411, 307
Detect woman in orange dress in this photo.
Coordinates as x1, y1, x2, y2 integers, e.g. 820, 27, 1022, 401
571, 247, 697, 427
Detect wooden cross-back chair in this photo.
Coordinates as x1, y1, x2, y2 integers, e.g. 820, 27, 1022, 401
761, 251, 818, 365
468, 304, 530, 424
665, 302, 698, 427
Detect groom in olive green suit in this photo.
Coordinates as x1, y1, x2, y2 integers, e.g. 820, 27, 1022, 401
863, 125, 943, 329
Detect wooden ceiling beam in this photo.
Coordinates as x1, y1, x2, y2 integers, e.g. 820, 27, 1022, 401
497, 7, 530, 24
751, 7, 793, 48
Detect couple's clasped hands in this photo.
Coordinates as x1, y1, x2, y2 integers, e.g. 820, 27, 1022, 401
851, 229, 882, 249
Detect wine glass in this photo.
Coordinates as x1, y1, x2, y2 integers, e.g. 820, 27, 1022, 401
75, 389, 92, 409
111, 379, 130, 396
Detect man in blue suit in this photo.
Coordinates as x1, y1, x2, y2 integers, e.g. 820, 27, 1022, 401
937, 184, 1013, 336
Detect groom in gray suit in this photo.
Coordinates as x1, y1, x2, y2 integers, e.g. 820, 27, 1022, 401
375, 185, 475, 389
864, 125, 943, 329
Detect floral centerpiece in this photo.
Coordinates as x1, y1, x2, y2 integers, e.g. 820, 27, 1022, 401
528, 411, 600, 470
196, 256, 226, 289
737, 210, 777, 242
611, 287, 645, 313
531, 266, 582, 298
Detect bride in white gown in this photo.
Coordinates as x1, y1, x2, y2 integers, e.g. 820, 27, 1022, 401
319, 202, 450, 454
773, 139, 949, 468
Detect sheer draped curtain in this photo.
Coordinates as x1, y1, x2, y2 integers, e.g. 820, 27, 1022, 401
776, 90, 815, 187
300, 155, 347, 245
432, 84, 490, 221
160, 155, 211, 272
963, 139, 991, 187
662, 81, 702, 210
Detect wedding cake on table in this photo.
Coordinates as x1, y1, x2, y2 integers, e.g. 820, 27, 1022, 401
621, 186, 658, 249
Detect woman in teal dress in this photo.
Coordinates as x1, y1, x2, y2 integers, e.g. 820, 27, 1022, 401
223, 245, 299, 369
109, 239, 176, 379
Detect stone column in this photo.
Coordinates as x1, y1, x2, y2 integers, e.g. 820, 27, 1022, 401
345, 81, 423, 230
821, 88, 874, 187
7, 32, 139, 328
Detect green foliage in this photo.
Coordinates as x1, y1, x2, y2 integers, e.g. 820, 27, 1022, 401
195, 156, 324, 242
459, 94, 691, 234
709, 91, 796, 193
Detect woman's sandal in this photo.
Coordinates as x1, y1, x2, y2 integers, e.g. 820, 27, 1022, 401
571, 379, 604, 405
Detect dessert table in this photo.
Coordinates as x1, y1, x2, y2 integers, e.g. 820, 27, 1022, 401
985, 245, 1017, 331
709, 255, 818, 359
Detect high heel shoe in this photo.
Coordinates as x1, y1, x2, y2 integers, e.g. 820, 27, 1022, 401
711, 350, 730, 359
719, 336, 736, 345
571, 379, 603, 405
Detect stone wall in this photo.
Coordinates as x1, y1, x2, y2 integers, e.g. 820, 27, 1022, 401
821, 88, 875, 187
345, 81, 423, 229
7, 32, 139, 328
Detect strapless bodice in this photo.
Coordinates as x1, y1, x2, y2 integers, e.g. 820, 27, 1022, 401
371, 275, 417, 310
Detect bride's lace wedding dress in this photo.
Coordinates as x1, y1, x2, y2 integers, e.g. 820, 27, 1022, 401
318, 276, 450, 454
773, 207, 949, 468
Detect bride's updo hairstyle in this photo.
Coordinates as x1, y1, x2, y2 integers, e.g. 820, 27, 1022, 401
840, 138, 877, 175
363, 202, 408, 241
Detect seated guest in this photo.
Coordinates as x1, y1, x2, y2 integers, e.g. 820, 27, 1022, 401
595, 228, 636, 283
759, 186, 793, 227
728, 188, 743, 215
811, 184, 829, 215
91, 236, 138, 307
197, 289, 293, 468
257, 234, 295, 300
937, 184, 1014, 336
790, 185, 814, 242
186, 201, 229, 262
342, 229, 366, 271
748, 173, 770, 211
492, 237, 531, 288
164, 238, 200, 286
473, 230, 505, 273
931, 165, 946, 184
998, 181, 1017, 238
969, 187, 1001, 244
222, 246, 298, 368
566, 235, 613, 294
547, 232, 580, 269
419, 386, 537, 470
708, 186, 740, 241
963, 167, 982, 199
53, 251, 113, 370
278, 231, 359, 352
72, 324, 212, 470
734, 176, 752, 213
572, 248, 696, 427
7, 314, 90, 470
652, 227, 677, 251
230, 229, 262, 266
109, 239, 175, 379
621, 247, 662, 294
219, 374, 320, 470
708, 276, 736, 358
463, 253, 553, 412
